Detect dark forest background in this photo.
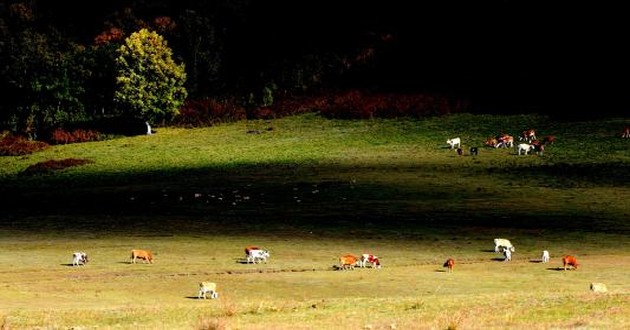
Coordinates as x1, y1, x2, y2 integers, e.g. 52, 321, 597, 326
0, 0, 627, 139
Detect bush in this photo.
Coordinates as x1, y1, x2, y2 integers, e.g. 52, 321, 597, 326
48, 128, 102, 145
20, 158, 94, 176
0, 135, 49, 156
173, 99, 247, 127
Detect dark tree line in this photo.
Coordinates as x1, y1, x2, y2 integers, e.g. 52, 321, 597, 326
0, 0, 627, 137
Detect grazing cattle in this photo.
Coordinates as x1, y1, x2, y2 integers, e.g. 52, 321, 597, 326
130, 249, 153, 264
503, 248, 512, 261
542, 135, 556, 144
541, 250, 550, 263
519, 129, 536, 143
622, 127, 630, 138
198, 282, 219, 299
517, 143, 535, 155
484, 137, 498, 148
338, 254, 359, 270
496, 134, 514, 148
72, 252, 88, 266
443, 258, 455, 272
360, 254, 382, 269
446, 137, 461, 149
247, 249, 270, 264
562, 255, 579, 271
244, 245, 261, 257
494, 238, 515, 253
469, 146, 478, 156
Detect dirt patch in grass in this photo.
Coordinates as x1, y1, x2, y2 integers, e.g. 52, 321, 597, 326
20, 158, 94, 176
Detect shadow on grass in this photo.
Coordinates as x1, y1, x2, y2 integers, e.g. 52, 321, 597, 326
548, 267, 568, 272
491, 257, 507, 262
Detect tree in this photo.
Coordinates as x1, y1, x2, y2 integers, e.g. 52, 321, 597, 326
114, 28, 187, 123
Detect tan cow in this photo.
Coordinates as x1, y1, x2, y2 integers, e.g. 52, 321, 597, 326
131, 249, 153, 264
339, 254, 359, 270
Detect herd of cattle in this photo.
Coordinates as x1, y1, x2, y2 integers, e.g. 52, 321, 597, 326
448, 126, 629, 156
446, 129, 557, 156
69, 239, 581, 300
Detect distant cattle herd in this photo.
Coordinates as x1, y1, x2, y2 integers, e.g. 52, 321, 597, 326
69, 238, 584, 300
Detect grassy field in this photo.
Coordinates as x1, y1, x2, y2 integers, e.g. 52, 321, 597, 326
0, 113, 628, 329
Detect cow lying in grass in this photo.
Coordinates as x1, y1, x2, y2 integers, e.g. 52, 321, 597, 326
72, 252, 88, 266
198, 282, 219, 299
130, 249, 153, 264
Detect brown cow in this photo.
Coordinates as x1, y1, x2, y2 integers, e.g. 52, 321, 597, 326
622, 127, 630, 138
131, 249, 153, 264
519, 129, 537, 143
542, 135, 556, 144
443, 258, 455, 272
562, 255, 579, 271
338, 254, 359, 270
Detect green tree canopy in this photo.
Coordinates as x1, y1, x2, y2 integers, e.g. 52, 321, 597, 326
114, 29, 187, 123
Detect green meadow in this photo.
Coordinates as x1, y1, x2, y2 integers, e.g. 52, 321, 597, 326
0, 113, 628, 329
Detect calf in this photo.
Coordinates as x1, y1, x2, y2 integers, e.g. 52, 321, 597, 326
198, 282, 219, 299
517, 143, 535, 155
562, 255, 579, 271
339, 254, 359, 270
446, 137, 461, 149
541, 250, 550, 263
72, 252, 88, 266
130, 249, 153, 264
469, 146, 478, 156
443, 258, 455, 272
247, 249, 270, 264
360, 254, 382, 269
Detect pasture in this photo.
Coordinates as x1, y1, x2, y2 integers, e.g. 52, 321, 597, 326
0, 113, 628, 329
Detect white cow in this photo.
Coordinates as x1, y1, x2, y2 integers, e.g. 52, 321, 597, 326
541, 250, 550, 263
446, 137, 461, 149
359, 254, 382, 269
198, 282, 219, 299
517, 143, 535, 155
72, 252, 88, 266
494, 238, 515, 253
247, 249, 270, 264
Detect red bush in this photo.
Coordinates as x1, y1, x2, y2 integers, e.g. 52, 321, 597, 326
20, 158, 94, 176
0, 135, 49, 156
173, 99, 247, 127
49, 128, 102, 145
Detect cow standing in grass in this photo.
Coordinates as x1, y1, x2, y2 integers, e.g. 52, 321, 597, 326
72, 252, 88, 266
198, 282, 219, 299
339, 254, 359, 270
562, 255, 579, 271
130, 249, 153, 264
443, 258, 455, 272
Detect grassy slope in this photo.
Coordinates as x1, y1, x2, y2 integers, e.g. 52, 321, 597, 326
0, 113, 628, 329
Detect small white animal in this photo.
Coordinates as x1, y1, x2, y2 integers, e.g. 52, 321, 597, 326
72, 252, 88, 266
198, 282, 219, 299
503, 248, 512, 261
541, 250, 550, 263
517, 143, 535, 155
247, 249, 270, 264
446, 137, 461, 149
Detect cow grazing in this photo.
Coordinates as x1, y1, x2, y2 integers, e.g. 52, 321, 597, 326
72, 252, 88, 266
339, 254, 359, 270
443, 258, 455, 272
494, 238, 515, 253
446, 137, 461, 149
622, 127, 630, 138
541, 250, 550, 263
198, 282, 219, 299
562, 255, 579, 271
519, 129, 536, 143
484, 137, 498, 148
517, 143, 535, 155
360, 254, 382, 269
469, 146, 478, 156
247, 249, 270, 264
496, 134, 514, 148
130, 249, 153, 264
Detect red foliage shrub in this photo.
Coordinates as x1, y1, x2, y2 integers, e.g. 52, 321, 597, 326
0, 135, 49, 156
173, 99, 247, 127
49, 128, 102, 145
20, 158, 94, 176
